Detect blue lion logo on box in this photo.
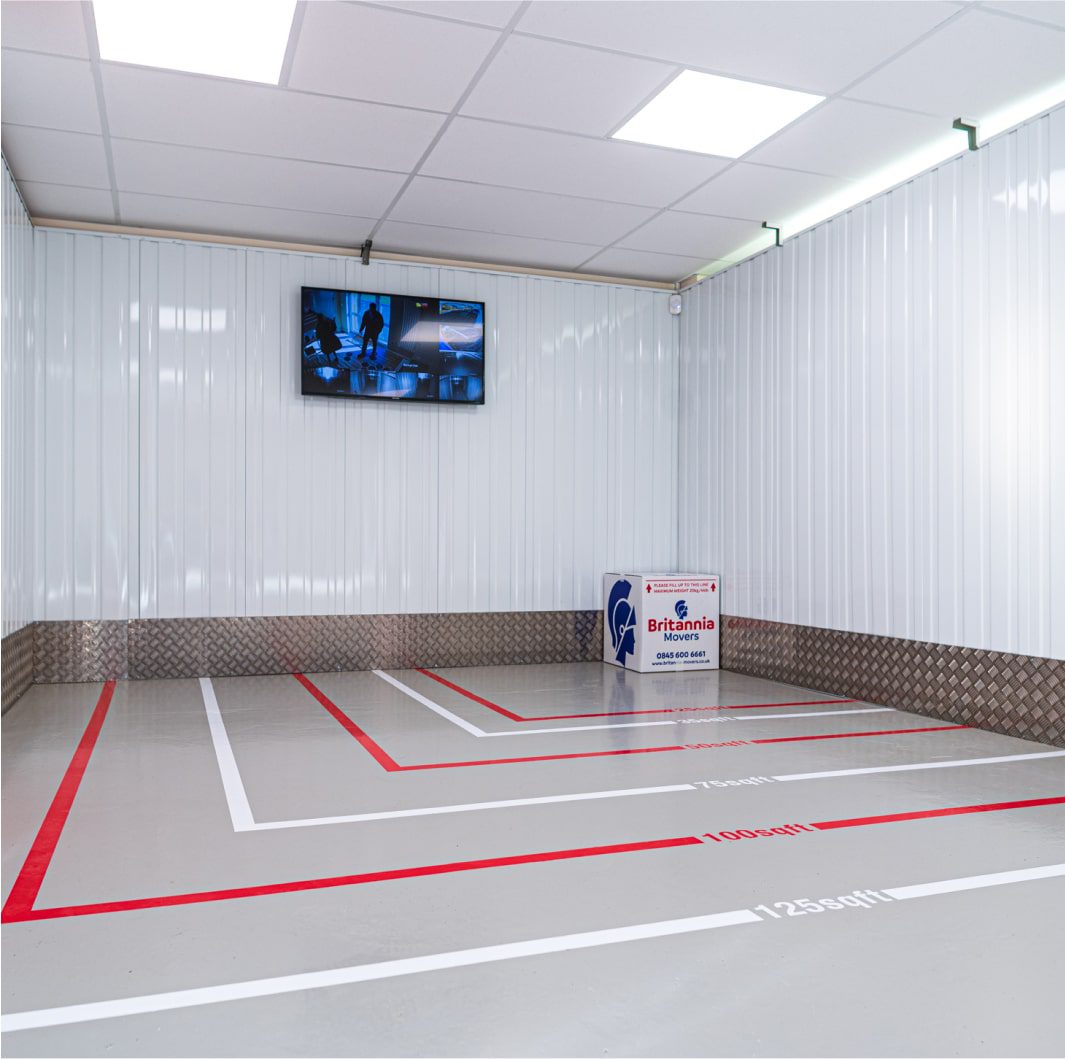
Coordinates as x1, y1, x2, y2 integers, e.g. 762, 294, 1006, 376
607, 579, 637, 666
675, 599, 688, 619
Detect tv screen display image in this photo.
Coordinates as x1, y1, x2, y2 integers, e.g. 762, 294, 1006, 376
301, 286, 485, 404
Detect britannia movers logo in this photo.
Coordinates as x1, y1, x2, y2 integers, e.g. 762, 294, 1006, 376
649, 599, 716, 642
607, 578, 637, 666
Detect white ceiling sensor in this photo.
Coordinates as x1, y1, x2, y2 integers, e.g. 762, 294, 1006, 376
93, 0, 297, 85
613, 70, 824, 158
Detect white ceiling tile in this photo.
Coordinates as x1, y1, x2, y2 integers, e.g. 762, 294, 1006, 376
379, 1, 524, 28
618, 210, 759, 259
675, 162, 854, 223
847, 8, 1065, 119
376, 219, 601, 270
0, 50, 101, 133
461, 35, 675, 136
578, 246, 710, 283
744, 99, 948, 180
289, 3, 498, 110
17, 181, 114, 222
102, 65, 443, 171
111, 139, 404, 217
0, 1, 89, 58
516, 0, 959, 94
421, 117, 729, 206
118, 192, 376, 245
390, 176, 656, 244
980, 2, 1065, 29
1, 124, 110, 188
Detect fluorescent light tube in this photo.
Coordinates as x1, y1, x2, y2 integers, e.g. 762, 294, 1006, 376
980, 77, 1065, 141
93, 0, 296, 85
614, 70, 823, 158
693, 87, 1065, 281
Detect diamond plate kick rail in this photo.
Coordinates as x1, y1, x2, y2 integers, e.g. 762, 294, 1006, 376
720, 615, 1065, 748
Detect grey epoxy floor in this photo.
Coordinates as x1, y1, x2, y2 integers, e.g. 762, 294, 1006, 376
2, 662, 1064, 1057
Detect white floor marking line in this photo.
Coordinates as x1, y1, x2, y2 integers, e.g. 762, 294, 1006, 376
200, 676, 697, 832
6, 863, 1064, 1032
249, 783, 696, 830
202, 673, 1064, 834
883, 862, 1065, 900
374, 670, 892, 737
243, 748, 1064, 831
0, 910, 761, 1032
475, 706, 894, 736
373, 670, 487, 735
773, 749, 1065, 782
198, 677, 256, 832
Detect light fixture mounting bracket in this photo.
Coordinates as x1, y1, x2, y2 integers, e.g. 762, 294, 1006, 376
952, 118, 979, 152
762, 222, 781, 247
360, 239, 373, 266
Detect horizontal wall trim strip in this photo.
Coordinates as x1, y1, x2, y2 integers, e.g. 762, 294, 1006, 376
720, 615, 1065, 749
25, 612, 605, 684
10, 614, 1063, 753
30, 217, 675, 290
0, 625, 33, 712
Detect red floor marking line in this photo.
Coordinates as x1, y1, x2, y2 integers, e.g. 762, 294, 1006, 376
12, 791, 1064, 924
298, 675, 966, 771
399, 746, 685, 770
751, 725, 965, 745
414, 667, 855, 721
293, 673, 402, 772
296, 673, 687, 769
812, 795, 1065, 831
1, 681, 116, 922
4, 835, 701, 923
415, 668, 525, 721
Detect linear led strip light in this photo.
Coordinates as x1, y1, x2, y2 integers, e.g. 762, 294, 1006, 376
692, 76, 1065, 281
93, 0, 297, 84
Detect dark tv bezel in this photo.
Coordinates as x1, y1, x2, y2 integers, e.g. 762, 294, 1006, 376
300, 284, 487, 406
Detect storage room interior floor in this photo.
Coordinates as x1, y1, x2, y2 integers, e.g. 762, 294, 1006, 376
2, 662, 1063, 1057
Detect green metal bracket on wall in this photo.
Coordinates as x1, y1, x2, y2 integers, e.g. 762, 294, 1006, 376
952, 118, 979, 151
761, 222, 781, 247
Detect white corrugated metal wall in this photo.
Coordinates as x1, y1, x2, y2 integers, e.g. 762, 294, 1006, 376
679, 105, 1065, 660
32, 231, 678, 620
7, 104, 1063, 653
2, 160, 35, 637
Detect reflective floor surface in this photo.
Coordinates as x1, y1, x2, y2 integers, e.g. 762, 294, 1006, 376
2, 663, 1064, 1057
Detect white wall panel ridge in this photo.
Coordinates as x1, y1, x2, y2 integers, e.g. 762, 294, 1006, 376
2, 157, 36, 637
678, 104, 1065, 660
34, 234, 679, 619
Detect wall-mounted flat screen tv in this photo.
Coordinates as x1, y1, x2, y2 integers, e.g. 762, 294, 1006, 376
301, 286, 485, 404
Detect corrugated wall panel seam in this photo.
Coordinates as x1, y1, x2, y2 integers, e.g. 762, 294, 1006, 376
1, 160, 36, 636
679, 106, 1064, 661
31, 232, 678, 619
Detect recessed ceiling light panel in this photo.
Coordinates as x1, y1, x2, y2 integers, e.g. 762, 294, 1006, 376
613, 70, 823, 158
93, 0, 297, 84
